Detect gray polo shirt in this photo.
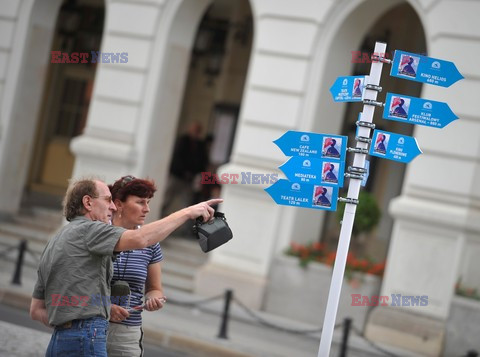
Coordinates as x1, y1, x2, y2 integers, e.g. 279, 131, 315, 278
32, 216, 126, 326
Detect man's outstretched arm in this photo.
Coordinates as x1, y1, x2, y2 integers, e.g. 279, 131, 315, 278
115, 198, 222, 252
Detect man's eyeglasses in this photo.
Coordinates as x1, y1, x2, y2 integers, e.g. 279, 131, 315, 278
91, 195, 113, 203
121, 175, 135, 187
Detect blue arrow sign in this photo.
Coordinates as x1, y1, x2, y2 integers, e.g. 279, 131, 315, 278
369, 130, 422, 163
265, 179, 338, 211
383, 93, 458, 128
279, 157, 345, 187
361, 159, 370, 187
390, 50, 463, 87
274, 131, 347, 161
329, 76, 366, 102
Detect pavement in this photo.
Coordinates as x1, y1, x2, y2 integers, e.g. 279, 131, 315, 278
0, 240, 421, 357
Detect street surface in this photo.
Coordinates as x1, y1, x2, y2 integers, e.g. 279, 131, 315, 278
0, 303, 189, 357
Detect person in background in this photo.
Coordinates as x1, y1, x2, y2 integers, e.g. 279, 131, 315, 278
107, 175, 165, 356
162, 121, 209, 217
30, 177, 221, 356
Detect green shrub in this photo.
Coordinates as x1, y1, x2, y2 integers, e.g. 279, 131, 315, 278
336, 191, 381, 236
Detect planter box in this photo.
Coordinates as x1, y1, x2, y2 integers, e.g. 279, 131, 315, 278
444, 296, 480, 356
264, 255, 381, 329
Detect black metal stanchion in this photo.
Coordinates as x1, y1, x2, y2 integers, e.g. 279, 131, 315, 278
339, 318, 352, 357
217, 289, 233, 339
11, 240, 27, 285
466, 351, 479, 357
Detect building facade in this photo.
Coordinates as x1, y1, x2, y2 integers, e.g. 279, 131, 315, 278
0, 0, 479, 355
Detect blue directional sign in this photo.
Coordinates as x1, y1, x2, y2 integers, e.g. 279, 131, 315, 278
265, 179, 338, 211
329, 76, 366, 102
361, 160, 370, 187
390, 50, 463, 87
274, 131, 347, 161
383, 93, 458, 128
369, 130, 422, 164
279, 157, 345, 187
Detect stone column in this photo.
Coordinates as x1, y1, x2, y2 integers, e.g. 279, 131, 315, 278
71, 0, 165, 182
71, 0, 211, 223
0, 0, 62, 215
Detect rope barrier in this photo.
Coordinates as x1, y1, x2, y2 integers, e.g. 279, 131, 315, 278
0, 245, 17, 259
232, 297, 340, 335
167, 293, 225, 308
0, 239, 440, 356
350, 324, 401, 357
168, 291, 342, 336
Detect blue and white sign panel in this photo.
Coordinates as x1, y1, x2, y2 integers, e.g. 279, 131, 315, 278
279, 157, 345, 187
383, 93, 458, 129
369, 130, 422, 164
329, 76, 366, 102
361, 160, 370, 187
265, 179, 339, 211
274, 131, 347, 161
390, 50, 463, 88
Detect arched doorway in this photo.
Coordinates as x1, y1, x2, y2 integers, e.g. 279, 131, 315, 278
274, 0, 428, 257
160, 0, 253, 225
25, 0, 105, 207
308, 2, 426, 268
262, 0, 427, 327
320, 3, 426, 264
130, 0, 254, 293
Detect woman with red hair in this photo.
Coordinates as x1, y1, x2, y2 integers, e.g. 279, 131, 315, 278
107, 175, 166, 356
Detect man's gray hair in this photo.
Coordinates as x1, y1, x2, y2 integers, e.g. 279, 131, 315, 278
63, 178, 99, 221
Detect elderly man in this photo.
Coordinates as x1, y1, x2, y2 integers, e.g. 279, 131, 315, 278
30, 178, 221, 356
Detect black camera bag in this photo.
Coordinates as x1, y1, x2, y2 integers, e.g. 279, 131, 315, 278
193, 212, 233, 252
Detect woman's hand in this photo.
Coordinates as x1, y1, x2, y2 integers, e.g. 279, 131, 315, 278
110, 304, 130, 322
144, 296, 167, 311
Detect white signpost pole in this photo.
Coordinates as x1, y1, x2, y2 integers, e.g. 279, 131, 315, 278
317, 41, 387, 357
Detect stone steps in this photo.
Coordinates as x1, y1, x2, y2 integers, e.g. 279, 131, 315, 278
160, 237, 208, 292
0, 206, 62, 244
13, 213, 63, 232
0, 222, 53, 245
0, 208, 61, 277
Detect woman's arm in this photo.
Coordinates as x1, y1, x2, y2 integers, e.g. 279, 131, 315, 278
144, 262, 166, 311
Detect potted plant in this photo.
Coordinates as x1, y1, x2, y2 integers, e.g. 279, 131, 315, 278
285, 242, 385, 278
265, 244, 384, 326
